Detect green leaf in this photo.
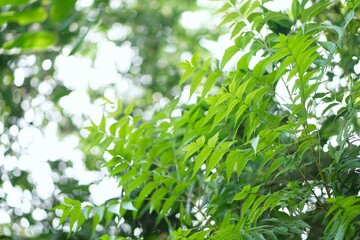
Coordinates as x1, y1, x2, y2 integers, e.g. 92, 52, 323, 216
237, 52, 254, 72
92, 214, 100, 236
190, 70, 205, 97
205, 142, 232, 177
94, 206, 106, 221
215, 2, 232, 14
231, 22, 247, 39
191, 146, 214, 178
135, 182, 158, 211
304, 23, 344, 46
0, 7, 47, 25
253, 48, 290, 78
99, 115, 106, 132
241, 193, 257, 217
108, 162, 128, 175
183, 136, 205, 161
121, 201, 137, 211
225, 99, 241, 119
235, 104, 249, 126
159, 196, 177, 220
300, 2, 331, 23
233, 184, 251, 201
219, 12, 239, 26
291, 0, 301, 21
191, 51, 200, 67
3, 31, 58, 50
210, 106, 227, 131
98, 234, 111, 240
69, 207, 85, 233
239, 0, 252, 16
69, 25, 91, 55
0, 0, 29, 6
265, 157, 286, 179
207, 132, 220, 147
59, 207, 71, 225
202, 70, 222, 97
250, 135, 260, 155
124, 102, 134, 115
50, 0, 76, 23
150, 188, 168, 213
237, 153, 250, 178
226, 150, 240, 182
221, 45, 239, 69
265, 11, 292, 23
179, 67, 196, 85
127, 173, 150, 193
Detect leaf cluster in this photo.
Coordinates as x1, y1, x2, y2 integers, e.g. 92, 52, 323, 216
56, 0, 360, 239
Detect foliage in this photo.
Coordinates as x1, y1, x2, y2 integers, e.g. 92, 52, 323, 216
0, 0, 212, 239
55, 0, 360, 239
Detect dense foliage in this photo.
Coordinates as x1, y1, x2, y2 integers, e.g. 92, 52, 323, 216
55, 0, 360, 239
1, 0, 360, 239
0, 0, 211, 239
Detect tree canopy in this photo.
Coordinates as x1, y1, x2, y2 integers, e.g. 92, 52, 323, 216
1, 0, 360, 239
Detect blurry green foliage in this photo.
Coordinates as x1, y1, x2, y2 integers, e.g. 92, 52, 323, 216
57, 0, 360, 239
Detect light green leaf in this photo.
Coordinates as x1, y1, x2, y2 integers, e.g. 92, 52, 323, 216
191, 146, 214, 178
202, 70, 222, 97
237, 154, 250, 177
135, 182, 158, 211
207, 132, 219, 148
226, 150, 240, 182
219, 12, 239, 26
59, 207, 71, 225
221, 45, 239, 69
300, 2, 331, 23
127, 173, 150, 193
99, 115, 106, 132
210, 106, 227, 131
304, 23, 343, 46
265, 157, 286, 179
121, 201, 137, 211
124, 102, 134, 115
236, 80, 250, 99
239, 0, 252, 16
0, 7, 47, 25
3, 31, 58, 50
225, 99, 241, 119
179, 67, 196, 85
251, 135, 260, 154
235, 104, 249, 125
205, 144, 231, 177
231, 22, 247, 39
190, 70, 205, 97
0, 0, 29, 6
213, 92, 232, 109
253, 48, 290, 78
233, 184, 251, 201
215, 2, 232, 14
191, 51, 200, 67
183, 136, 205, 161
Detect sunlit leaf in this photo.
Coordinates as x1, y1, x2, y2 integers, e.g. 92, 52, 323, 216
221, 45, 239, 69
50, 0, 76, 23
3, 31, 57, 50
